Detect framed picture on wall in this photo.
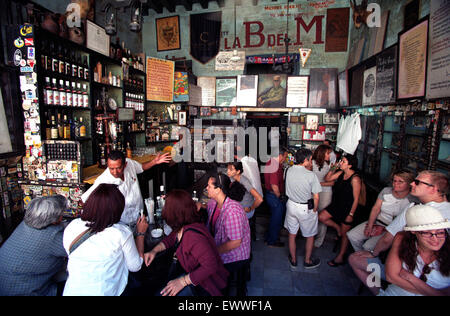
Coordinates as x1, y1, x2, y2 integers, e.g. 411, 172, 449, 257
178, 111, 187, 126
308, 68, 338, 109
306, 115, 319, 130
236, 75, 258, 107
156, 15, 181, 51
398, 18, 429, 100
216, 77, 237, 107
257, 74, 287, 108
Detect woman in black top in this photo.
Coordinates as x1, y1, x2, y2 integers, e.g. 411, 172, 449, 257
319, 154, 364, 267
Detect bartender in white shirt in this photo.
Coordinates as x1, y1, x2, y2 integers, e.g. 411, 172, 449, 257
81, 150, 171, 226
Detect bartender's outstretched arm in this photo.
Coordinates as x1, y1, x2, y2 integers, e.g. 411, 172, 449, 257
142, 152, 171, 171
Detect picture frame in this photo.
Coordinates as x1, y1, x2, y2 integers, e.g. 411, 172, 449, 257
306, 115, 319, 130
323, 113, 339, 124
216, 77, 237, 107
287, 76, 309, 108
397, 17, 429, 100
200, 107, 211, 116
236, 75, 258, 107
156, 15, 181, 51
178, 110, 187, 126
257, 74, 287, 108
308, 68, 338, 109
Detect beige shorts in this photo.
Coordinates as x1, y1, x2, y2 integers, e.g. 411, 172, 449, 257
284, 199, 318, 237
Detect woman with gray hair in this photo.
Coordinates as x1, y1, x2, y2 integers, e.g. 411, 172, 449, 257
0, 195, 68, 296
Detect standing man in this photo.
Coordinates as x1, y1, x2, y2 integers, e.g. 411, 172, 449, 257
349, 170, 450, 295
284, 149, 322, 269
264, 147, 288, 247
81, 150, 171, 226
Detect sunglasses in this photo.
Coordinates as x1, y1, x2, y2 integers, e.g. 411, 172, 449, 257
413, 179, 434, 187
419, 264, 432, 283
418, 231, 447, 239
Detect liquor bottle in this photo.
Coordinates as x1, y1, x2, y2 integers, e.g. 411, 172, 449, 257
82, 84, 89, 108
71, 51, 78, 78
79, 117, 87, 138
99, 144, 107, 168
50, 114, 58, 140
126, 142, 132, 158
66, 81, 72, 107
72, 82, 78, 107
78, 53, 83, 79
52, 43, 59, 73
63, 115, 70, 139
108, 71, 113, 85
83, 56, 89, 80
45, 111, 51, 140
57, 113, 64, 139
44, 77, 52, 105
64, 48, 71, 76
72, 117, 78, 138
59, 79, 66, 106
77, 83, 83, 107
52, 78, 60, 106
58, 45, 65, 74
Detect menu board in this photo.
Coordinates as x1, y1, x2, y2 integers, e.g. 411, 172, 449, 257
197, 77, 216, 106
286, 76, 309, 108
216, 78, 237, 107
376, 45, 397, 104
426, 0, 450, 99
146, 57, 174, 102
398, 19, 428, 100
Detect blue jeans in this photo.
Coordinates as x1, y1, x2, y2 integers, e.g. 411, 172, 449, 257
264, 191, 286, 244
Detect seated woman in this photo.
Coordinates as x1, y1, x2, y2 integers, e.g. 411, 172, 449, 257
63, 183, 148, 296
206, 173, 251, 295
0, 195, 68, 296
144, 190, 228, 296
348, 170, 416, 252
318, 154, 364, 267
227, 162, 263, 219
379, 205, 450, 296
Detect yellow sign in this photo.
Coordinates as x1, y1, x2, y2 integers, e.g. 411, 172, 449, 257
146, 57, 174, 102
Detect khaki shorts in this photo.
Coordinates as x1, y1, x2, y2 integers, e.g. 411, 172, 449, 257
284, 199, 318, 237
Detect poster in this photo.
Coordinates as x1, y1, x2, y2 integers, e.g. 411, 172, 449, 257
426, 0, 450, 99
173, 72, 189, 102
216, 78, 237, 107
338, 71, 349, 107
376, 45, 397, 104
398, 19, 429, 100
0, 89, 12, 154
188, 84, 202, 106
146, 57, 174, 102
156, 15, 181, 51
236, 75, 258, 107
86, 20, 110, 57
286, 76, 309, 108
308, 68, 338, 109
197, 77, 216, 107
215, 51, 246, 71
257, 74, 287, 108
363, 66, 377, 106
325, 8, 350, 53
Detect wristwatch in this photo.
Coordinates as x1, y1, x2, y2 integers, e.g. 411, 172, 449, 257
136, 232, 146, 237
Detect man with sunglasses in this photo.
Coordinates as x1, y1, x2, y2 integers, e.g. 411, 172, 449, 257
349, 170, 449, 294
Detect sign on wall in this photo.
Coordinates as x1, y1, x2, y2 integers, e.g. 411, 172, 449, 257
146, 57, 174, 102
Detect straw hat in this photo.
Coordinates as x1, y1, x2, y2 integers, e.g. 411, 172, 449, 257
404, 205, 450, 232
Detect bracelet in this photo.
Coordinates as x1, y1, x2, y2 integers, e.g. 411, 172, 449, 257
136, 232, 145, 237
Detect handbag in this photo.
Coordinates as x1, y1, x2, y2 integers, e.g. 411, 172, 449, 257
69, 228, 95, 255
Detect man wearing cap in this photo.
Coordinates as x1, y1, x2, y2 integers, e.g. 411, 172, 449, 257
257, 75, 286, 108
349, 170, 450, 294
379, 205, 450, 296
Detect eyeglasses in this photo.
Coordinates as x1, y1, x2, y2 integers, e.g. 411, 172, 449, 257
419, 264, 432, 282
413, 179, 434, 187
418, 231, 447, 239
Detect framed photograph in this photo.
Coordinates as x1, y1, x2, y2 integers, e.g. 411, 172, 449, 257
306, 115, 319, 130
323, 113, 339, 124
308, 68, 338, 109
287, 76, 309, 108
178, 111, 187, 126
189, 106, 198, 117
398, 18, 429, 100
257, 74, 287, 108
156, 16, 181, 51
236, 75, 258, 107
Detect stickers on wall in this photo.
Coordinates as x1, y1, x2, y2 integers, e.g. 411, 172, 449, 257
24, 38, 34, 46
27, 47, 35, 60
13, 49, 22, 66
19, 25, 33, 37
14, 37, 24, 48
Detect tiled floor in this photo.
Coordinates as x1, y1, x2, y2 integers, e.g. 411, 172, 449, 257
247, 216, 373, 296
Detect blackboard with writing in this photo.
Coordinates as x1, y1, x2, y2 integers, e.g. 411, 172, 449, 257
376, 45, 397, 104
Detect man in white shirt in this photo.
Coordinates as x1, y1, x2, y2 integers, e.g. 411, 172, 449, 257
81, 150, 171, 226
349, 170, 450, 295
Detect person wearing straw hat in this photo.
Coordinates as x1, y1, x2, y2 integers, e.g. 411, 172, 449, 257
377, 205, 450, 296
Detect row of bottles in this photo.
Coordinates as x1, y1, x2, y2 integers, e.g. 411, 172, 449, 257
40, 40, 89, 80
44, 110, 87, 141
93, 62, 122, 87
127, 117, 145, 132
124, 76, 144, 92
43, 77, 89, 108
110, 38, 145, 72
125, 92, 145, 112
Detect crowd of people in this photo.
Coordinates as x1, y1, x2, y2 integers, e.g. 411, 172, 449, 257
0, 144, 449, 296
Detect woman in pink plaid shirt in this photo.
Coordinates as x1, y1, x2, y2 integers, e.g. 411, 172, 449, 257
206, 173, 251, 295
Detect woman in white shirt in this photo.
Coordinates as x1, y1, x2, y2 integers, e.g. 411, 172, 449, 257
347, 170, 416, 252
312, 145, 335, 247
63, 183, 148, 296
379, 205, 450, 296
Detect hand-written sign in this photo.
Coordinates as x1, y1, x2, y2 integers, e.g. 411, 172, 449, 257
146, 57, 174, 102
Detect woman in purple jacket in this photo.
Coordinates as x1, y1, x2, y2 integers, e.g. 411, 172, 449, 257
144, 190, 229, 296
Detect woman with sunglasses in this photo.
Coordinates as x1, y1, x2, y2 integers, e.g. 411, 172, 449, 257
379, 205, 450, 296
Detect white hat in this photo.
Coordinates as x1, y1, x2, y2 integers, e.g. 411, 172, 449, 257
404, 205, 450, 232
